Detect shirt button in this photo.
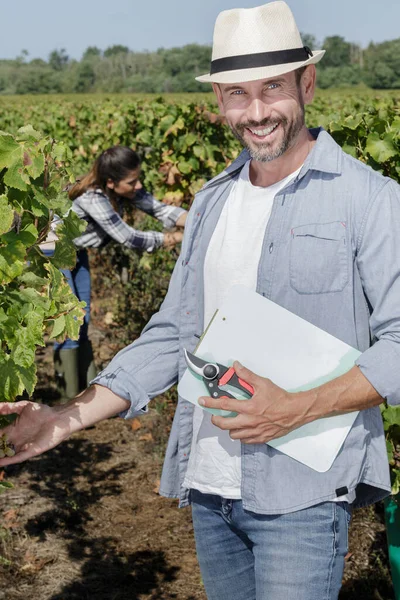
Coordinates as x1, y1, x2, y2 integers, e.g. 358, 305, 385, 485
269, 242, 274, 254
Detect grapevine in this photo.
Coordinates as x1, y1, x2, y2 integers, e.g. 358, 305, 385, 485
0, 126, 87, 491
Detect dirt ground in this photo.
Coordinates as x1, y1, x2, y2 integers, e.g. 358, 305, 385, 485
0, 292, 396, 599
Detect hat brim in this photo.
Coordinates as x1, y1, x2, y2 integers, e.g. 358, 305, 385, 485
195, 49, 325, 84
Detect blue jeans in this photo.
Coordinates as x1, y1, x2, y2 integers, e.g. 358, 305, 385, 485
191, 490, 351, 600
43, 249, 91, 350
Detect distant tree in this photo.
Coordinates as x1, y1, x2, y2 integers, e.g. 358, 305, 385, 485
14, 65, 62, 94
104, 45, 130, 58
158, 44, 211, 79
363, 39, 400, 88
321, 36, 352, 68
317, 65, 363, 88
29, 58, 47, 67
15, 49, 29, 65
82, 46, 102, 60
301, 33, 319, 50
74, 62, 96, 92
49, 48, 69, 71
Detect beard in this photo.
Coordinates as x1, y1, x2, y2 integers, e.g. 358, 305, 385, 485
230, 102, 305, 163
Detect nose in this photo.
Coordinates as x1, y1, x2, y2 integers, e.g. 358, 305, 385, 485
245, 98, 271, 124
135, 180, 143, 191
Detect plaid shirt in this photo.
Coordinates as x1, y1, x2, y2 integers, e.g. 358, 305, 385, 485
72, 188, 185, 252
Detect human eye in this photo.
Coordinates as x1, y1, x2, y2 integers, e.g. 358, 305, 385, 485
231, 89, 245, 95
267, 82, 281, 90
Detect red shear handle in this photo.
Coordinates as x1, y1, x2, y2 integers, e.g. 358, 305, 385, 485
219, 367, 254, 396
237, 377, 254, 396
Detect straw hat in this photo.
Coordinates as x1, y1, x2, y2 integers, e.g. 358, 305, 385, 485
196, 1, 325, 84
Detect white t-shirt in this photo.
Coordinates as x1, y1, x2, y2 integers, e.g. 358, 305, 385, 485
184, 160, 301, 498
184, 159, 356, 505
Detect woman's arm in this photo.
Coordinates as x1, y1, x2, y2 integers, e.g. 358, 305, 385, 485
134, 190, 187, 229
78, 191, 165, 251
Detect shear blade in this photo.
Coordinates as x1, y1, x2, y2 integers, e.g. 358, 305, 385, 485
184, 349, 211, 376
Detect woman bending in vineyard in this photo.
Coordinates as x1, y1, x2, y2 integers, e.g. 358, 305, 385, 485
42, 145, 186, 401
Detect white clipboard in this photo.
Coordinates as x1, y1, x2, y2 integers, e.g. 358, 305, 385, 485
178, 286, 360, 472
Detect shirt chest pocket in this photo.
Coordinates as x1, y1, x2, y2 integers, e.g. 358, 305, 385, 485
289, 222, 348, 294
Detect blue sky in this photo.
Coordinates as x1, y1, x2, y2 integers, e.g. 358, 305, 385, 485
2, 0, 399, 61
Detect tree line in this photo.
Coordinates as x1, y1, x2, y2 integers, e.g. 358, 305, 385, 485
0, 35, 399, 95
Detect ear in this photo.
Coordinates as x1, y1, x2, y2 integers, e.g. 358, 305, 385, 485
212, 83, 226, 116
106, 178, 115, 190
300, 65, 316, 106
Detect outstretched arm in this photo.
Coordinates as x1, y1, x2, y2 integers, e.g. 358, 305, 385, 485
0, 385, 130, 466
79, 192, 165, 251
0, 199, 196, 465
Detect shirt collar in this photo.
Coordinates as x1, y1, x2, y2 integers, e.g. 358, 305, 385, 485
301, 128, 342, 176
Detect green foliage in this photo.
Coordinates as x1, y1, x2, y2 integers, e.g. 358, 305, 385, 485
381, 405, 400, 498
103, 45, 130, 58
0, 94, 241, 200
48, 48, 69, 72
0, 127, 86, 406
319, 99, 400, 180
322, 36, 353, 68
317, 65, 364, 89
363, 39, 400, 89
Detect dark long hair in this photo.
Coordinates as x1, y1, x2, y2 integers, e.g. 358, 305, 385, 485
68, 146, 141, 201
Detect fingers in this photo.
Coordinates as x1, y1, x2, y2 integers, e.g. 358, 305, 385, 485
233, 361, 261, 389
0, 446, 38, 466
229, 429, 263, 442
199, 395, 252, 415
211, 414, 248, 430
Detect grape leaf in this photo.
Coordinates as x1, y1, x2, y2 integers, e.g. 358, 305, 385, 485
366, 133, 397, 163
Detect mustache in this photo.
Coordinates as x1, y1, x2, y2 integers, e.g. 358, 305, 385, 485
235, 118, 283, 133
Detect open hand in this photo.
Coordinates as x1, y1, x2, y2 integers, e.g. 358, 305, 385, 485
199, 361, 312, 444
0, 401, 72, 466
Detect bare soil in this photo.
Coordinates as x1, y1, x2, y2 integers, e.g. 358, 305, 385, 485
0, 289, 396, 600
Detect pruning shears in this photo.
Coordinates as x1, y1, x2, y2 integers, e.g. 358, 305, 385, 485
184, 349, 254, 400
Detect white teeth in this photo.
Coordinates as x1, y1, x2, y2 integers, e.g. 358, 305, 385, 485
249, 123, 279, 136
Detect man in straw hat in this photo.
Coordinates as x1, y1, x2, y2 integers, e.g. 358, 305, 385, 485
0, 2, 399, 598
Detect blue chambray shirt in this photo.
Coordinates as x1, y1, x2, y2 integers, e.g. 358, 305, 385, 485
92, 128, 398, 514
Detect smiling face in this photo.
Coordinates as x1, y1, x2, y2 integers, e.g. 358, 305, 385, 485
213, 67, 316, 164
106, 166, 142, 200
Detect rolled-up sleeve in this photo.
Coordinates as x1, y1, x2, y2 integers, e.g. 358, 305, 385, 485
90, 256, 183, 417
355, 180, 400, 405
